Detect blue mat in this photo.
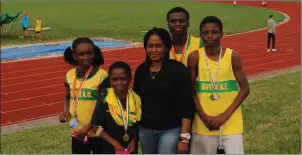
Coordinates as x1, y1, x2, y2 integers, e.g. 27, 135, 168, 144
1, 39, 131, 60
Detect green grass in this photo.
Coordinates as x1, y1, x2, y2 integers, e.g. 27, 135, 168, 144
1, 72, 300, 154
1, 1, 284, 46
242, 72, 301, 154
1, 125, 71, 154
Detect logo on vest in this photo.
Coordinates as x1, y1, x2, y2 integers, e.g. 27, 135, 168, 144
70, 89, 97, 100
201, 83, 228, 91
196, 80, 238, 93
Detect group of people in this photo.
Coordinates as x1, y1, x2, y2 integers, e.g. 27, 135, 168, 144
20, 11, 43, 41
58, 7, 250, 154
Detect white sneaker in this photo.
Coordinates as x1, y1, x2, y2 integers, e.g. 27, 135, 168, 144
267, 49, 271, 52
272, 49, 276, 51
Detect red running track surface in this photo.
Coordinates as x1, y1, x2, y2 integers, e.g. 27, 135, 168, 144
1, 1, 300, 126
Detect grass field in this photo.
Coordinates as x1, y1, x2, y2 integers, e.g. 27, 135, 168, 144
1, 1, 284, 46
1, 72, 300, 154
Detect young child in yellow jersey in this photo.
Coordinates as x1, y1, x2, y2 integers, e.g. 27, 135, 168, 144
91, 61, 141, 154
35, 16, 42, 41
187, 16, 250, 154
58, 37, 110, 154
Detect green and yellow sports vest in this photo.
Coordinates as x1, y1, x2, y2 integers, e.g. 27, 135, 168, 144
66, 67, 108, 137
191, 47, 243, 136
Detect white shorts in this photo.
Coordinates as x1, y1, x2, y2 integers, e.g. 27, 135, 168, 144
190, 133, 244, 154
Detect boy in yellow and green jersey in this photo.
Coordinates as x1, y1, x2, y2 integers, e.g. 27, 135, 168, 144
187, 16, 250, 154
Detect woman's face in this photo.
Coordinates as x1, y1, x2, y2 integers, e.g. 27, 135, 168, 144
74, 43, 95, 68
146, 34, 166, 62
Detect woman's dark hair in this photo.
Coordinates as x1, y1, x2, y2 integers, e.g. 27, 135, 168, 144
143, 27, 172, 67
63, 37, 104, 67
199, 16, 223, 33
108, 61, 132, 78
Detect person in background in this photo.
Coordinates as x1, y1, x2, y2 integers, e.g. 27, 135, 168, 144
21, 11, 29, 37
35, 16, 42, 41
267, 14, 276, 52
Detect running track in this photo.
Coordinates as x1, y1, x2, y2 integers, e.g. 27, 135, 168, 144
1, 1, 300, 126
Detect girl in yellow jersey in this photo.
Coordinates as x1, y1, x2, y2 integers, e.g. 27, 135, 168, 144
58, 37, 110, 154
91, 61, 141, 154
187, 16, 250, 154
35, 16, 42, 41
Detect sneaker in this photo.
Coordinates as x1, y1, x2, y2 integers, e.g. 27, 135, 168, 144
272, 49, 276, 52
267, 49, 271, 52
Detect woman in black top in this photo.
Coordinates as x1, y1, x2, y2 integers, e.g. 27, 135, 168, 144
91, 61, 142, 154
133, 27, 195, 154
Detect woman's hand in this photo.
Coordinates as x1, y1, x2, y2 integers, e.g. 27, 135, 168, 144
177, 140, 189, 154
